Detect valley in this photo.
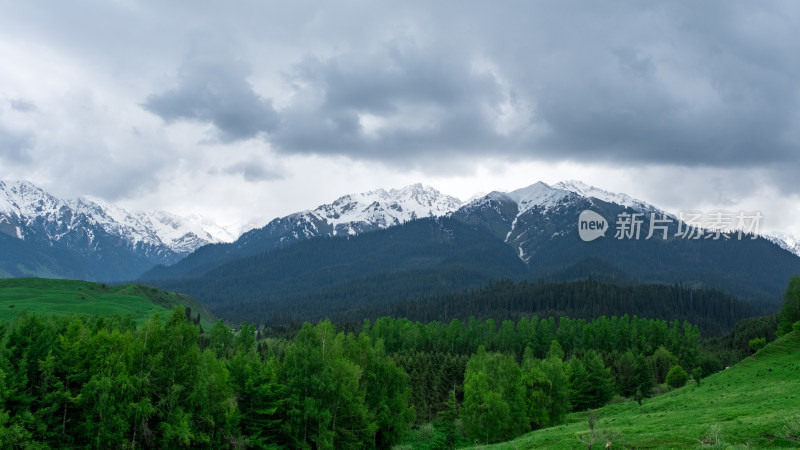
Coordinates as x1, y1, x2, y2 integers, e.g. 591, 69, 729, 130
4, 3, 799, 448
1, 179, 799, 449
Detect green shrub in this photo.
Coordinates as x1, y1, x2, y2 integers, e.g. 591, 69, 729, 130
666, 365, 688, 389
608, 394, 628, 405
417, 423, 435, 442
748, 337, 766, 352
653, 383, 671, 395
692, 367, 703, 386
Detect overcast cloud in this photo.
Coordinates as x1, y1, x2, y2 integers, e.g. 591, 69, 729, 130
1, 1, 799, 234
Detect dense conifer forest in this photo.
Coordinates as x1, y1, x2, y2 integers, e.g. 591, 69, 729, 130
195, 278, 766, 335
0, 276, 796, 448
145, 214, 800, 324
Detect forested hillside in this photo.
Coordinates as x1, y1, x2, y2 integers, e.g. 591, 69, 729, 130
482, 331, 800, 449
324, 280, 764, 336
0, 309, 414, 448
143, 211, 800, 326
2, 276, 796, 448
0, 307, 771, 449
0, 308, 704, 448
149, 217, 528, 321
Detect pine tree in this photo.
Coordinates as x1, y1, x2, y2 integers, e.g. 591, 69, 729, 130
778, 276, 800, 336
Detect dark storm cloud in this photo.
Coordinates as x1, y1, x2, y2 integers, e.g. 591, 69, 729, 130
528, 38, 798, 168
259, 2, 799, 176
143, 40, 279, 143
534, 2, 798, 170
271, 37, 507, 162
131, 1, 799, 185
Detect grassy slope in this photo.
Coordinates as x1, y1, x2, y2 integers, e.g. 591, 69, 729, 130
0, 278, 215, 327
482, 333, 800, 449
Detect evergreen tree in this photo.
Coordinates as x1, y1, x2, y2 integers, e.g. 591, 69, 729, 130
461, 347, 529, 443
228, 346, 283, 447
346, 334, 415, 449
778, 276, 800, 336
612, 350, 638, 397
634, 352, 654, 399
569, 350, 613, 411
540, 345, 571, 425
522, 347, 551, 429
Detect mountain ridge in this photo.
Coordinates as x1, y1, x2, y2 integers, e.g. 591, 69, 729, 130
0, 180, 237, 280
142, 180, 800, 324
140, 182, 464, 280
3, 179, 799, 283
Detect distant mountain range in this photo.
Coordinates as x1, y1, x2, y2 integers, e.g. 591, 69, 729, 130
3, 179, 800, 317
0, 180, 237, 280
139, 183, 464, 280
140, 180, 800, 324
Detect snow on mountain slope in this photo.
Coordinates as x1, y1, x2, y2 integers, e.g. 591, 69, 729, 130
0, 180, 234, 254
69, 196, 237, 254
507, 181, 572, 214
0, 180, 65, 234
462, 180, 661, 217
553, 180, 661, 213
140, 183, 467, 280
456, 180, 676, 263
308, 183, 463, 236
765, 232, 800, 257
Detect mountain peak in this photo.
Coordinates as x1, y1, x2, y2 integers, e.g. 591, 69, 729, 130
313, 183, 463, 235
1, 179, 64, 219
507, 181, 553, 200
1, 179, 235, 256
0, 179, 43, 191
506, 181, 570, 213
552, 180, 660, 212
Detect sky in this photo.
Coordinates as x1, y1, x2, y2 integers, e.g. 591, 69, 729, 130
1, 1, 799, 235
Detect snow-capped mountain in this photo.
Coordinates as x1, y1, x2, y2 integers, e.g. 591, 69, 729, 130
145, 179, 800, 323
765, 232, 800, 257
1, 180, 234, 253
141, 183, 463, 280
457, 181, 581, 263
6, 177, 799, 289
69, 196, 237, 254
505, 181, 571, 214
0, 180, 235, 280
253, 182, 463, 246
145, 179, 668, 280
461, 179, 661, 221
308, 183, 463, 236
552, 180, 662, 213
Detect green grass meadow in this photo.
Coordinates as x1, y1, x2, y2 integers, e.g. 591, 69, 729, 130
480, 333, 800, 449
0, 278, 215, 327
